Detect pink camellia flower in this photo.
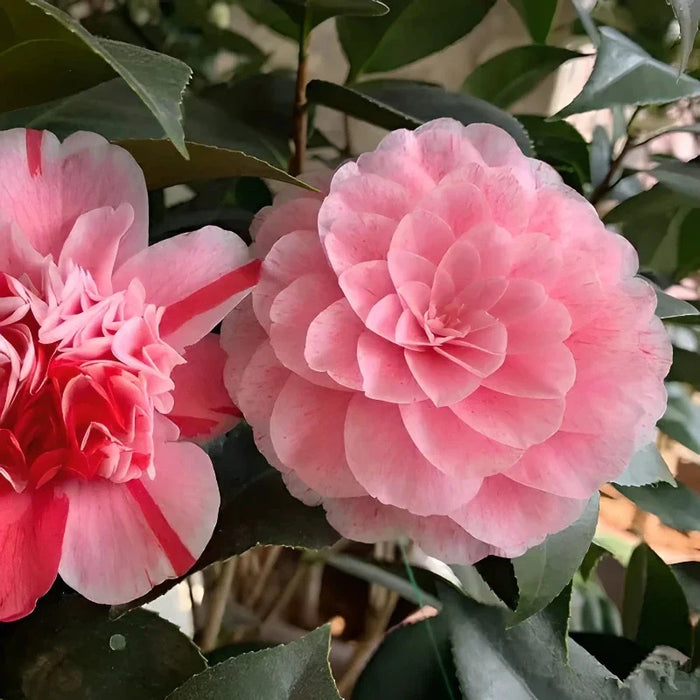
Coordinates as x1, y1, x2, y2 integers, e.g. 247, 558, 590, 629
0, 129, 259, 621
222, 119, 672, 564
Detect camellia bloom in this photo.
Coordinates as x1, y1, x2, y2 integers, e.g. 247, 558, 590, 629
0, 129, 259, 621
222, 119, 671, 564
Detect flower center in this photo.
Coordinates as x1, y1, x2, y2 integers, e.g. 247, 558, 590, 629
424, 301, 470, 344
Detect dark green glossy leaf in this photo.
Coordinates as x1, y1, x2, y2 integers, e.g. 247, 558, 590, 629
658, 382, 700, 453
580, 543, 610, 581
337, 0, 497, 80
672, 562, 700, 612
237, 0, 299, 38
652, 158, 700, 204
616, 482, 700, 533
669, 0, 700, 73
554, 28, 700, 118
353, 613, 461, 700
3, 0, 192, 155
569, 633, 650, 680
462, 45, 581, 109
507, 0, 558, 43
439, 583, 622, 699
622, 543, 692, 655
168, 625, 340, 700
0, 588, 206, 700
668, 346, 700, 390
614, 443, 676, 487
272, 0, 388, 30
509, 496, 599, 625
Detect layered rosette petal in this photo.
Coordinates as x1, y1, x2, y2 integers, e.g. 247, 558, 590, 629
222, 118, 672, 565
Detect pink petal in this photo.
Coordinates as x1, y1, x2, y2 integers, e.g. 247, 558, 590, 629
450, 474, 587, 555
357, 331, 426, 403
451, 387, 565, 449
0, 487, 68, 622
413, 119, 484, 180
338, 260, 395, 322
58, 204, 134, 293
387, 249, 437, 289
509, 232, 563, 289
0, 221, 46, 286
324, 496, 494, 565
356, 146, 435, 196
169, 333, 241, 443
59, 436, 219, 604
251, 196, 322, 259
505, 298, 572, 354
481, 344, 576, 399
430, 238, 480, 307
397, 281, 432, 322
0, 130, 147, 265
365, 294, 404, 343
463, 123, 529, 169
305, 298, 364, 389
254, 229, 329, 333
220, 297, 268, 400
505, 430, 635, 499
114, 226, 257, 349
460, 221, 513, 278
400, 401, 522, 478
488, 278, 547, 325
389, 209, 455, 265
404, 348, 482, 406
416, 181, 489, 236
345, 396, 482, 515
269, 375, 364, 498
269, 271, 343, 389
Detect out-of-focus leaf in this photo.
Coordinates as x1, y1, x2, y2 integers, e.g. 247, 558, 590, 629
337, 0, 497, 81
237, 0, 299, 38
580, 543, 610, 581
668, 346, 700, 389
311, 79, 533, 155
569, 633, 650, 680
616, 482, 700, 533
168, 625, 340, 700
622, 543, 692, 655
272, 0, 388, 31
571, 578, 623, 636
3, 0, 192, 156
652, 158, 700, 204
507, 0, 558, 43
554, 28, 700, 118
509, 496, 599, 626
440, 583, 622, 699
654, 288, 700, 319
669, 0, 700, 73
462, 45, 581, 108
516, 114, 590, 191
590, 125, 612, 189
658, 382, 700, 453
353, 613, 461, 700
614, 444, 676, 487
0, 588, 206, 700
672, 562, 700, 612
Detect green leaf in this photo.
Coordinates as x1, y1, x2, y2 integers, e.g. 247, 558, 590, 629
616, 482, 700, 533
613, 443, 676, 487
337, 0, 497, 81
658, 382, 700, 453
168, 625, 340, 700
654, 288, 700, 319
672, 562, 700, 612
622, 543, 692, 655
516, 114, 590, 191
569, 633, 650, 680
3, 0, 192, 156
507, 0, 558, 43
509, 495, 599, 626
237, 0, 299, 39
462, 45, 581, 109
307, 79, 533, 155
272, 0, 389, 30
472, 556, 520, 610
0, 588, 206, 700
554, 27, 700, 118
668, 346, 700, 390
590, 125, 612, 189
353, 613, 461, 700
439, 583, 622, 699
117, 139, 307, 190
580, 543, 610, 581
652, 158, 700, 204
669, 0, 700, 73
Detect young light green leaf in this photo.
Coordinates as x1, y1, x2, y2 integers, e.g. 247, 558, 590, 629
337, 0, 497, 81
3, 0, 192, 156
508, 495, 599, 626
622, 543, 693, 655
613, 444, 676, 487
616, 482, 700, 533
462, 45, 582, 109
669, 0, 700, 73
506, 0, 558, 43
168, 626, 340, 700
553, 27, 700, 118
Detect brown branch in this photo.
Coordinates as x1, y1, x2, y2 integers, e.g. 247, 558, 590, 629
199, 558, 237, 651
288, 16, 311, 176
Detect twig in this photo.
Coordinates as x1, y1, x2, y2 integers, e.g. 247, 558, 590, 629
244, 546, 283, 610
589, 106, 642, 206
261, 558, 308, 623
288, 12, 312, 176
200, 558, 237, 652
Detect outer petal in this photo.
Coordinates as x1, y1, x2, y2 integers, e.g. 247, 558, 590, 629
58, 436, 219, 604
0, 487, 68, 622
0, 130, 147, 264
113, 226, 258, 349
450, 475, 587, 556
169, 333, 241, 443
